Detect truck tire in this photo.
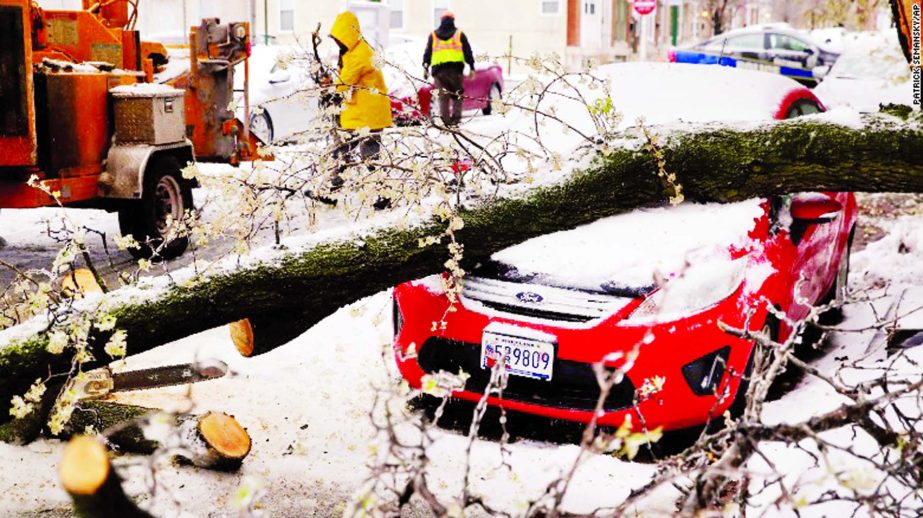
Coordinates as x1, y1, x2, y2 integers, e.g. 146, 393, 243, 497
118, 156, 193, 261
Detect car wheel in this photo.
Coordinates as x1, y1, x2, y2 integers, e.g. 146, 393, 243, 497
482, 83, 501, 116
728, 315, 779, 418
250, 109, 274, 144
819, 226, 854, 324
118, 156, 193, 260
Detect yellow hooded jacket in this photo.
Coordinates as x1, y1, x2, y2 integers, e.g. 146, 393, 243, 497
329, 11, 393, 131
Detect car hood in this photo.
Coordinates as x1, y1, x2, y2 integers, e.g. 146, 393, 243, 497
484, 199, 766, 294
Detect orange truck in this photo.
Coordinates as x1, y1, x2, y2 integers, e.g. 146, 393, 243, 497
0, 0, 261, 259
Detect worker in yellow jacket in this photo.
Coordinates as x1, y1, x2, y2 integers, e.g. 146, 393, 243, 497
317, 11, 393, 209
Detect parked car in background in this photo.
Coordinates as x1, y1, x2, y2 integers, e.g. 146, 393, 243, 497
234, 45, 317, 143
813, 31, 912, 112
392, 63, 854, 432
670, 24, 840, 87
384, 38, 504, 125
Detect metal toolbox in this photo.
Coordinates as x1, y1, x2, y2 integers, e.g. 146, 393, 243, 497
110, 84, 185, 145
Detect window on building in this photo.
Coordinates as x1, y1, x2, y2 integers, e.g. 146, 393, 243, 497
541, 0, 561, 15
389, 0, 404, 29
280, 0, 294, 32
584, 0, 596, 15
433, 0, 450, 25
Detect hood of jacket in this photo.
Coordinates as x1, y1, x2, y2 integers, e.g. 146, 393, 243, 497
330, 11, 361, 50
434, 17, 457, 40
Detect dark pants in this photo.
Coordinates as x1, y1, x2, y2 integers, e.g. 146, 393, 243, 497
433, 67, 464, 126
329, 132, 382, 190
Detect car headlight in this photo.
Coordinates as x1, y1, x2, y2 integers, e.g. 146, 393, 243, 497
625, 256, 748, 324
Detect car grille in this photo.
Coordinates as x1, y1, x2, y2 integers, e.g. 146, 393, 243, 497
418, 337, 637, 412
460, 276, 633, 324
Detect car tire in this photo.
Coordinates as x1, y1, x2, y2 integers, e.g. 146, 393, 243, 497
250, 109, 274, 144
482, 83, 501, 116
118, 156, 193, 261
819, 226, 854, 324
728, 314, 779, 418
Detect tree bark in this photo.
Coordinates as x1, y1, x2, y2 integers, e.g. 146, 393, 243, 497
65, 401, 252, 470
2, 112, 923, 429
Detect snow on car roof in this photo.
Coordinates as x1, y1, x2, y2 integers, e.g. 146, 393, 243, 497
491, 199, 765, 291
597, 62, 804, 127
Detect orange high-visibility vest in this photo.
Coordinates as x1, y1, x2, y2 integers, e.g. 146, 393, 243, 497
431, 30, 465, 66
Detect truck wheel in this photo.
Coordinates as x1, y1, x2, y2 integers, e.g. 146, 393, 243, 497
250, 110, 274, 144
119, 156, 193, 261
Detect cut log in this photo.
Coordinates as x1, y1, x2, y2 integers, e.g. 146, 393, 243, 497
2, 112, 923, 428
59, 436, 152, 518
229, 312, 311, 357
67, 401, 252, 470
185, 411, 252, 471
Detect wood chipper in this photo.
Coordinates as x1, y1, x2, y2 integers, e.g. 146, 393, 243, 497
0, 0, 262, 259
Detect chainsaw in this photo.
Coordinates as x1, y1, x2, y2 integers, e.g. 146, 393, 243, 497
74, 359, 229, 400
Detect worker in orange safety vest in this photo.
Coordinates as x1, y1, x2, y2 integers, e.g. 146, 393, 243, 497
422, 11, 476, 126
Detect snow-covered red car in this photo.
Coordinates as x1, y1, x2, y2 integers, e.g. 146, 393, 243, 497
391, 64, 504, 124
391, 63, 856, 432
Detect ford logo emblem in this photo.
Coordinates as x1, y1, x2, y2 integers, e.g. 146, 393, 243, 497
516, 291, 544, 304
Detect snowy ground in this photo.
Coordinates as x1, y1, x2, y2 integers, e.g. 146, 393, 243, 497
1, 191, 921, 517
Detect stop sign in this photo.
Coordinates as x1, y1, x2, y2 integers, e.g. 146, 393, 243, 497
634, 0, 656, 15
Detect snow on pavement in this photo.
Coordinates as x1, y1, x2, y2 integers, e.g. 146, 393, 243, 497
1, 196, 921, 516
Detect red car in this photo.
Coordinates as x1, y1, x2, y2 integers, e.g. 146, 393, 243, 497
391, 64, 856, 432
391, 64, 504, 124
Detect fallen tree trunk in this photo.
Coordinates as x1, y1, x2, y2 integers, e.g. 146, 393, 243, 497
2, 112, 923, 426
65, 401, 253, 471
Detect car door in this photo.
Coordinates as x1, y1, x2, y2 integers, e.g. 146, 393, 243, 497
462, 69, 488, 111
778, 190, 847, 322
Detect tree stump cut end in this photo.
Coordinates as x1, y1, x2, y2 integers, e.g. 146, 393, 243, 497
198, 412, 251, 460
60, 436, 110, 496
229, 319, 255, 357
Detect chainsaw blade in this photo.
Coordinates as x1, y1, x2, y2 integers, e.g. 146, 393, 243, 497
112, 359, 228, 392
75, 359, 228, 399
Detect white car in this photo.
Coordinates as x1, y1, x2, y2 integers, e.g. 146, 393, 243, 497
813, 31, 912, 112
234, 45, 319, 143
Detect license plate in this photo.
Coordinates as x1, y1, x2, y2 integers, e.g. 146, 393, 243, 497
481, 330, 555, 381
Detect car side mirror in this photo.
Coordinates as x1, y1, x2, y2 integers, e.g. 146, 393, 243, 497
791, 193, 842, 224
804, 47, 815, 55
268, 70, 291, 84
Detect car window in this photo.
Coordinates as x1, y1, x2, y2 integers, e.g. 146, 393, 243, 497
701, 38, 726, 52
770, 34, 811, 53
725, 33, 765, 50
